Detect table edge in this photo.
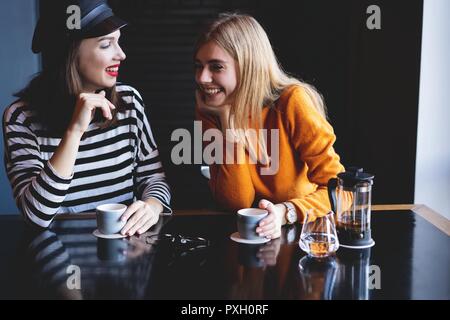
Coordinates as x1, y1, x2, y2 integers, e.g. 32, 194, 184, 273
48, 204, 450, 236
372, 204, 450, 235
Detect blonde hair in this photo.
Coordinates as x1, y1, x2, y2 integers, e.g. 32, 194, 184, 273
195, 13, 327, 162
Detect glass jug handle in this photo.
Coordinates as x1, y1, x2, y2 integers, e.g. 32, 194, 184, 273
327, 178, 338, 214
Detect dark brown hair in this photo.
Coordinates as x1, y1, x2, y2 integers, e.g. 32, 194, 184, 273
15, 38, 126, 135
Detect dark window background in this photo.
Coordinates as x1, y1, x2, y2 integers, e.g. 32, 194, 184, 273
46, 0, 424, 209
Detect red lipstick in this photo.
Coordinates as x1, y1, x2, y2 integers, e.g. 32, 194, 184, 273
105, 64, 120, 77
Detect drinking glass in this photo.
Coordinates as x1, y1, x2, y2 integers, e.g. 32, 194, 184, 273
299, 210, 339, 258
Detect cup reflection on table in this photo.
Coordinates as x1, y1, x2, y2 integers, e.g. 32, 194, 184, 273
237, 243, 266, 268
237, 237, 282, 268
97, 238, 128, 262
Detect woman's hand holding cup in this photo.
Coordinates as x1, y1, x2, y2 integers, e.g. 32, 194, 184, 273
256, 199, 285, 240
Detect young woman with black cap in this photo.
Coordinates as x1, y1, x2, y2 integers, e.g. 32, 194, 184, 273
2, 0, 171, 235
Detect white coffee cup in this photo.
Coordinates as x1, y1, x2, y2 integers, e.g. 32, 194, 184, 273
96, 203, 127, 235
237, 208, 269, 240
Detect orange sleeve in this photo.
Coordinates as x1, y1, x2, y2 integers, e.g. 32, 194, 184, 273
283, 87, 345, 219
195, 107, 255, 211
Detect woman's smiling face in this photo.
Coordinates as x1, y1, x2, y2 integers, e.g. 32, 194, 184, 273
195, 41, 238, 107
77, 30, 126, 92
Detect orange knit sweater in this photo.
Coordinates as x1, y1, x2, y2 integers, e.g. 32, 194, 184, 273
196, 85, 345, 221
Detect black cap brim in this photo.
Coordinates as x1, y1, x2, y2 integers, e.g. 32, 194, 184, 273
82, 15, 128, 38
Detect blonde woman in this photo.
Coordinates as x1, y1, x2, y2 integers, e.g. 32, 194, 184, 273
195, 13, 344, 239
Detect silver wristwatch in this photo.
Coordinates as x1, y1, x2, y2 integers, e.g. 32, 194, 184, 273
283, 202, 297, 224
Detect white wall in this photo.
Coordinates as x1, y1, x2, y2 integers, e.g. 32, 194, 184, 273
415, 0, 450, 220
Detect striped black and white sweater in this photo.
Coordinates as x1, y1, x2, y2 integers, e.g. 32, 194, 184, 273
3, 84, 171, 228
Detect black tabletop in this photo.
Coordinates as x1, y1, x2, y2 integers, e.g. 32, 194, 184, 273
0, 210, 448, 300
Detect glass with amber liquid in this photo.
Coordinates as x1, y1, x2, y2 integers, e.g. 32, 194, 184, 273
299, 210, 339, 258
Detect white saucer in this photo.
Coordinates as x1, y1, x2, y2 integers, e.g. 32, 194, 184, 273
339, 239, 375, 249
93, 229, 127, 239
230, 232, 271, 244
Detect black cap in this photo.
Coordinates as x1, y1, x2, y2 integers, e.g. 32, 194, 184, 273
32, 0, 127, 53
337, 167, 374, 188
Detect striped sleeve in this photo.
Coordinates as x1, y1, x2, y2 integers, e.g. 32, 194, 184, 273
125, 87, 172, 214
3, 103, 72, 227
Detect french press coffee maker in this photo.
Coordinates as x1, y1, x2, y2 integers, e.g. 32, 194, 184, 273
328, 168, 375, 249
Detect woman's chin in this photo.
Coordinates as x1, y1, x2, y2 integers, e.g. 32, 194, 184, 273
204, 96, 226, 107
89, 82, 116, 92
105, 80, 117, 88
99, 78, 117, 88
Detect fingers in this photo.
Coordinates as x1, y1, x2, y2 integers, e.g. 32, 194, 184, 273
120, 201, 160, 236
257, 220, 275, 234
120, 202, 144, 235
135, 220, 153, 236
130, 209, 159, 236
257, 199, 275, 229
259, 199, 276, 213
82, 92, 115, 120
257, 199, 282, 239
92, 97, 113, 120
121, 201, 143, 222
82, 98, 111, 120
256, 212, 274, 232
129, 212, 159, 236
102, 99, 112, 120
126, 209, 150, 236
105, 99, 116, 111
96, 99, 112, 120
261, 230, 281, 240
259, 212, 275, 226
258, 199, 271, 209
136, 215, 159, 235
99, 92, 116, 112
121, 208, 146, 236
256, 220, 277, 238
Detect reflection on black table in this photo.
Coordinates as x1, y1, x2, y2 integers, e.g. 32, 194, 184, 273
26, 219, 161, 299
